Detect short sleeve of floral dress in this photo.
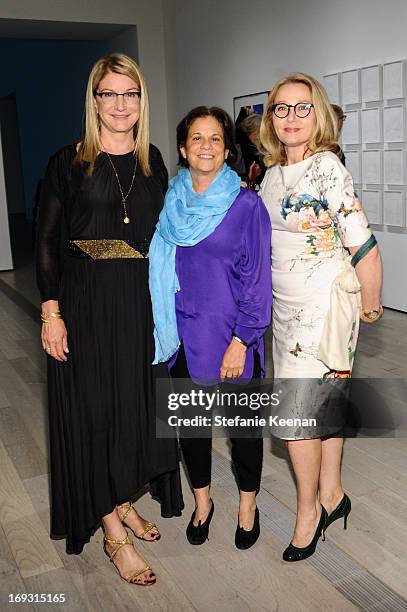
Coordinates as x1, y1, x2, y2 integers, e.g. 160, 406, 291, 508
260, 151, 372, 439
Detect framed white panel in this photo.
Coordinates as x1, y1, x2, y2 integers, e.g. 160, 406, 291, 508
362, 150, 382, 184
362, 190, 382, 224
345, 151, 361, 183
361, 108, 382, 143
341, 110, 360, 144
383, 60, 405, 99
361, 65, 382, 102
323, 73, 340, 104
383, 190, 405, 226
383, 105, 405, 142
341, 70, 360, 105
384, 149, 405, 185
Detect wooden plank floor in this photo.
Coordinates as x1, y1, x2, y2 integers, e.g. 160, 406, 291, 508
0, 265, 406, 612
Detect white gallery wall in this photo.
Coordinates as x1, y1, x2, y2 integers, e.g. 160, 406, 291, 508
171, 0, 407, 310
172, 0, 407, 125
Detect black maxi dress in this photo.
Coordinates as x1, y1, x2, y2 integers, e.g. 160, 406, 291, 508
36, 143, 183, 554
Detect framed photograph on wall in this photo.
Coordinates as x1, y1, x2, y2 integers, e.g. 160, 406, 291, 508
323, 73, 340, 104
383, 190, 405, 226
341, 69, 360, 105
361, 65, 382, 102
383, 60, 405, 99
384, 150, 405, 185
233, 91, 269, 122
362, 190, 382, 224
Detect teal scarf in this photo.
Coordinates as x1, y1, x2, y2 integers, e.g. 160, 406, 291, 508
149, 163, 241, 363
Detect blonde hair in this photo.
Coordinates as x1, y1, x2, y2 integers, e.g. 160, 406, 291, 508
260, 72, 340, 167
76, 53, 151, 175
239, 113, 262, 136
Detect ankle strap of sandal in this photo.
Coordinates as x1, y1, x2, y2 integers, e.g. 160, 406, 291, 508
117, 502, 133, 522
104, 533, 131, 561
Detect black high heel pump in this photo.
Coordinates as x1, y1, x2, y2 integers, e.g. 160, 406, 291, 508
282, 506, 327, 562
186, 499, 214, 545
235, 507, 260, 550
324, 493, 351, 532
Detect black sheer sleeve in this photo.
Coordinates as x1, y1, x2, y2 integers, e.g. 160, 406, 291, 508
150, 144, 169, 193
36, 151, 68, 302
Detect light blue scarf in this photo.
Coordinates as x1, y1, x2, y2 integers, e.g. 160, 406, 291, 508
149, 163, 241, 363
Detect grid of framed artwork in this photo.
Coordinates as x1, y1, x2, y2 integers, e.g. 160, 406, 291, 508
324, 60, 407, 229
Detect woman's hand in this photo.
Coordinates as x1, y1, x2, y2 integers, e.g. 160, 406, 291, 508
249, 161, 261, 180
348, 244, 383, 326
220, 338, 247, 380
360, 304, 384, 324
41, 300, 68, 362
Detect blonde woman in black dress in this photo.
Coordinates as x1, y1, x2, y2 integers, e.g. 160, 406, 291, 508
36, 53, 183, 585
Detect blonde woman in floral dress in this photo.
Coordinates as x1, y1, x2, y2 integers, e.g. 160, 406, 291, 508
259, 73, 383, 562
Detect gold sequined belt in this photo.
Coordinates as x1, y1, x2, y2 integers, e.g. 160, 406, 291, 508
67, 239, 150, 260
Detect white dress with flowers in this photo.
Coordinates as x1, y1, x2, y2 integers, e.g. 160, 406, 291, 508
260, 151, 372, 381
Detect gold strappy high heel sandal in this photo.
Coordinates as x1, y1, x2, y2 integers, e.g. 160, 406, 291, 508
103, 531, 156, 586
117, 502, 161, 541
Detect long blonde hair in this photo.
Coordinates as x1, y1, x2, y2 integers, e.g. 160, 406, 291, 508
76, 53, 151, 175
260, 72, 340, 167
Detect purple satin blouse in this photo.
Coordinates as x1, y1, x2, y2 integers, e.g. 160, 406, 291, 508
170, 188, 272, 382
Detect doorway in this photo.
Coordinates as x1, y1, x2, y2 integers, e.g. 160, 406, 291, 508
0, 21, 138, 277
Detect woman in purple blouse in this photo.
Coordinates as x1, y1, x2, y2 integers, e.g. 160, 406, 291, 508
150, 107, 272, 549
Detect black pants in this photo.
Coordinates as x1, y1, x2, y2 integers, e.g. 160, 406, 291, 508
170, 344, 263, 492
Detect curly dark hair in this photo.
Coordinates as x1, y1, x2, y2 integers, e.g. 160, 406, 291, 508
176, 106, 238, 167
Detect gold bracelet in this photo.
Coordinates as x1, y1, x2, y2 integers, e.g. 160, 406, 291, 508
41, 311, 62, 323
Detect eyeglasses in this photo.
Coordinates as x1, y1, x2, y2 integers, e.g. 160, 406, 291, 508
271, 103, 314, 118
95, 91, 141, 105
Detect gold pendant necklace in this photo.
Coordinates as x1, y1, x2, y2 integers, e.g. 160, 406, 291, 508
105, 151, 137, 224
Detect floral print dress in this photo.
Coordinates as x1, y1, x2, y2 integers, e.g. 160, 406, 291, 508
260, 152, 372, 438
